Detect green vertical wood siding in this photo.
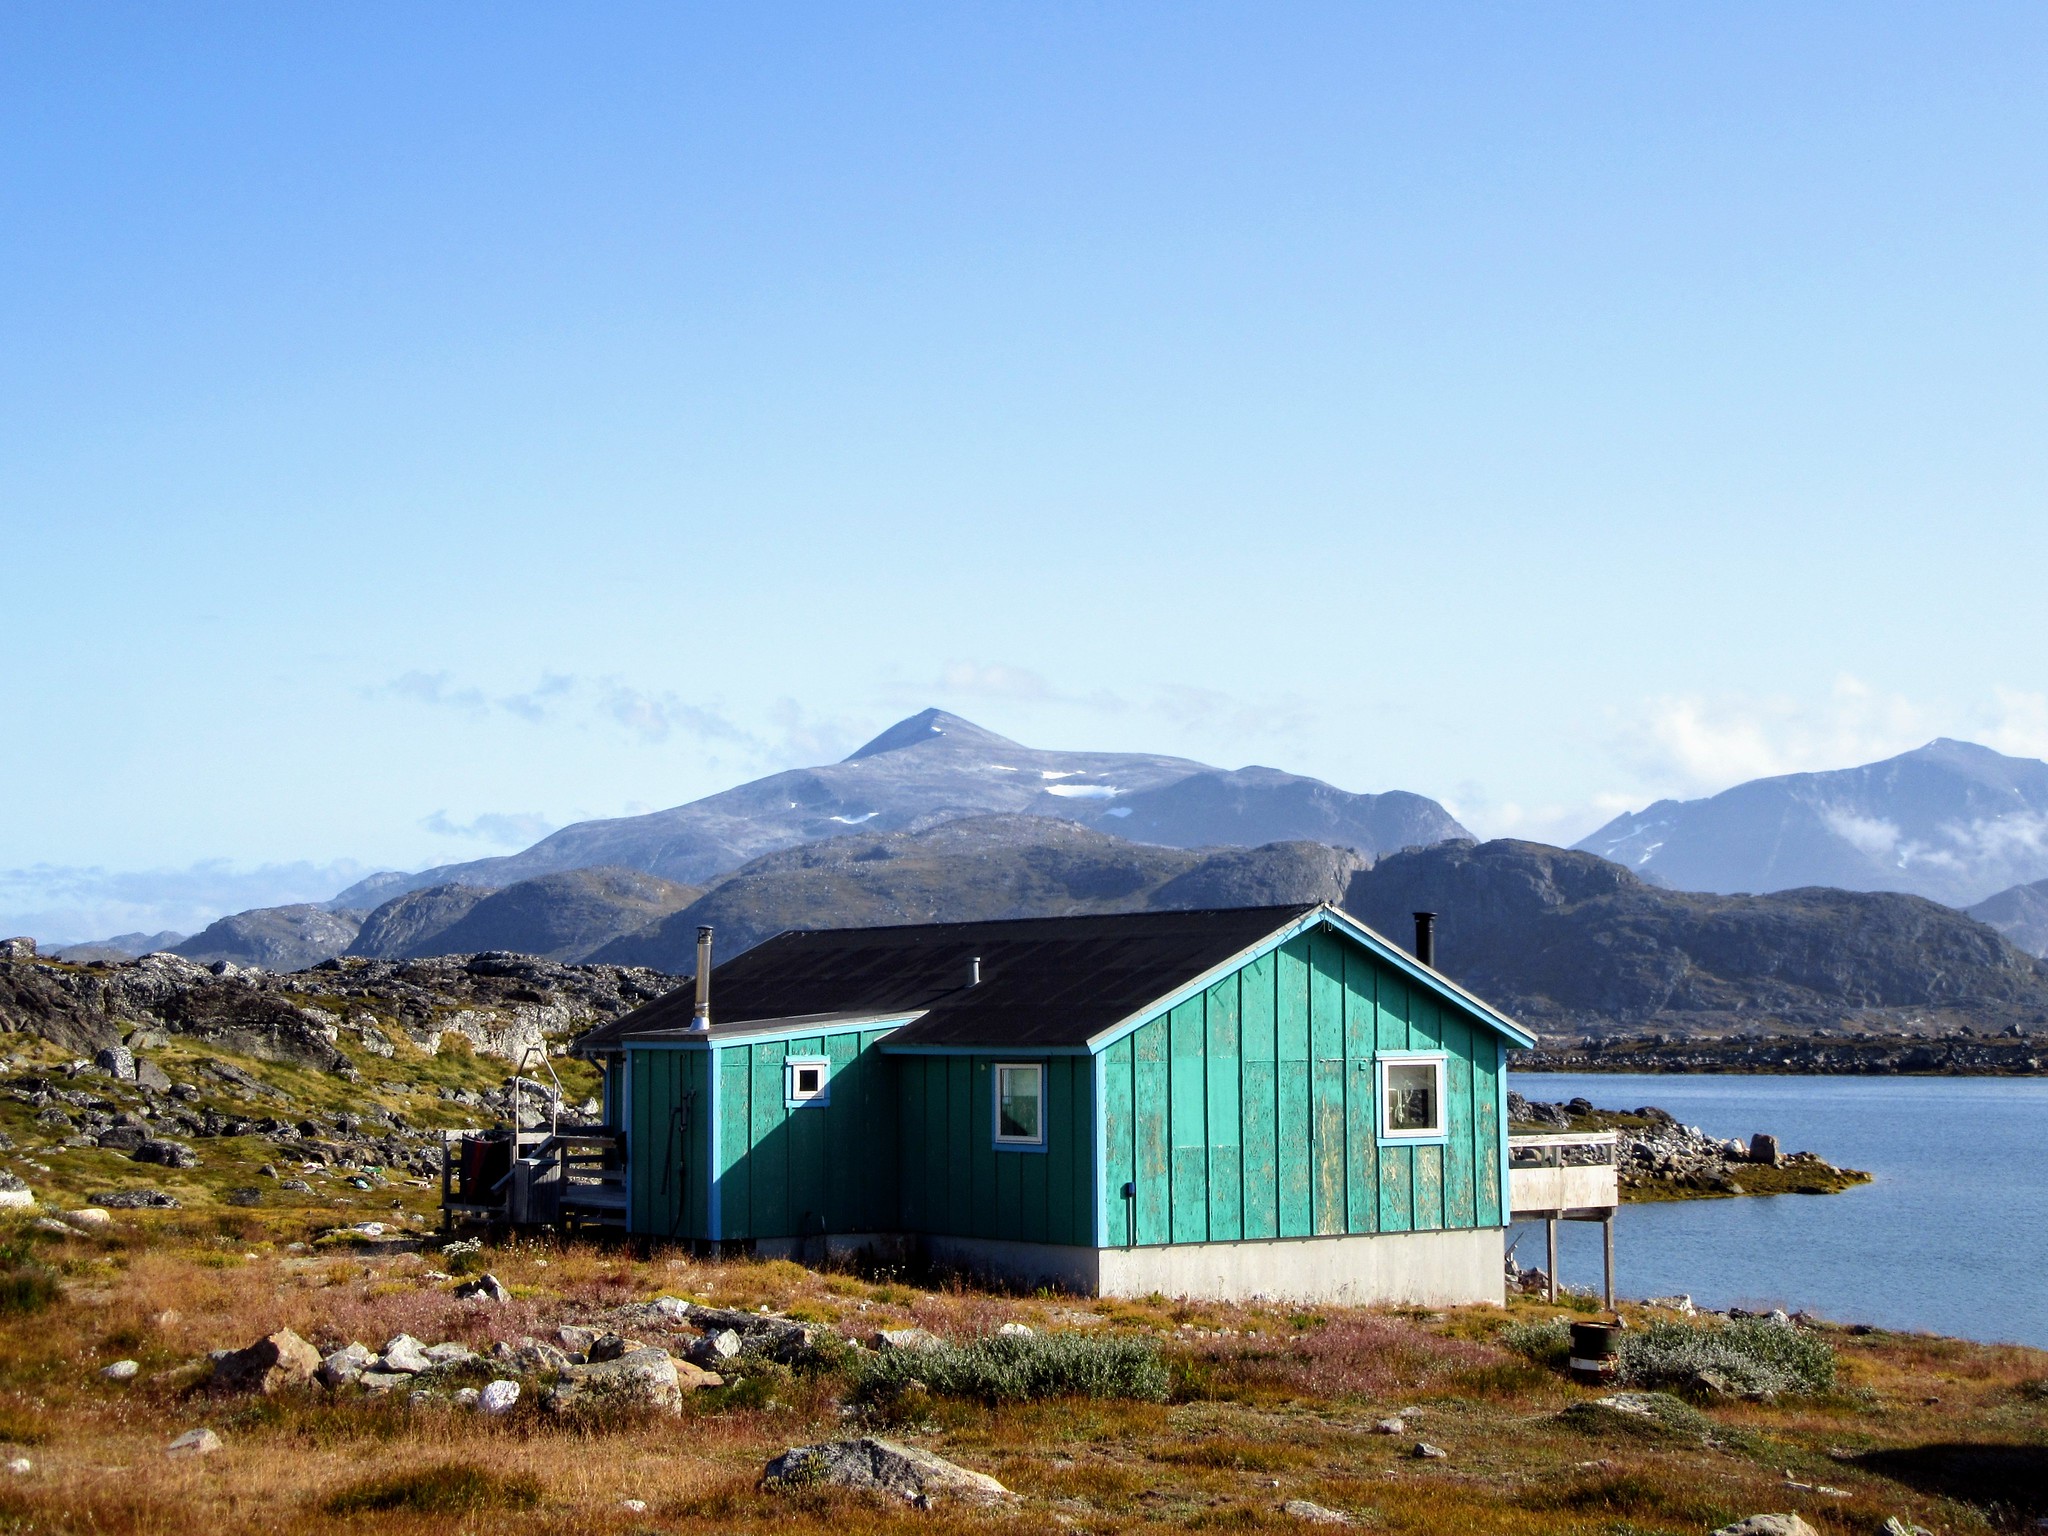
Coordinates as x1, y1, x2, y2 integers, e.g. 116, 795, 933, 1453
892, 1054, 1094, 1246
623, 1046, 710, 1239
1094, 921, 1509, 1249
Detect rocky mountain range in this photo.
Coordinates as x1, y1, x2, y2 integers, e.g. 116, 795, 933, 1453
328, 708, 1469, 905
1347, 838, 2048, 1036
1575, 737, 2048, 908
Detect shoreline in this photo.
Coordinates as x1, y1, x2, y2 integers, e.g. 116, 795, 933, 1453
1519, 1034, 2046, 1076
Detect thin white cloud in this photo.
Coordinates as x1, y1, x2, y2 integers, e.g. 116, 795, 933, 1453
1622, 675, 1927, 799
377, 670, 751, 748
419, 810, 556, 847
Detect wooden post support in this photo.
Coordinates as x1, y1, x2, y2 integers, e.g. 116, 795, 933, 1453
1602, 1212, 1615, 1311
1546, 1216, 1558, 1304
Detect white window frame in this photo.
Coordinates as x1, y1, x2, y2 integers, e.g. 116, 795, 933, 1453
784, 1055, 831, 1109
992, 1061, 1047, 1150
1376, 1052, 1448, 1144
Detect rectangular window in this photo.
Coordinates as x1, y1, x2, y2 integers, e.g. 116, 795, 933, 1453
1378, 1055, 1446, 1140
784, 1056, 830, 1108
993, 1062, 1044, 1147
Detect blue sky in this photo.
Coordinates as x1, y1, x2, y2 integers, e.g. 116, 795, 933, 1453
6, 4, 2048, 940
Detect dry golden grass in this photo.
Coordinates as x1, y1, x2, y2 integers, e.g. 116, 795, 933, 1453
0, 1212, 2038, 1536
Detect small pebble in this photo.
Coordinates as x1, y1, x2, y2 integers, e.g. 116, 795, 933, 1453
6, 1458, 29, 1476
620, 1499, 648, 1512
1372, 1417, 1405, 1434
1412, 1442, 1446, 1460
167, 1428, 222, 1457
100, 1360, 139, 1381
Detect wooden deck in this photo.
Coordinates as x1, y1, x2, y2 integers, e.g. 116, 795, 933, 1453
1508, 1131, 1620, 1309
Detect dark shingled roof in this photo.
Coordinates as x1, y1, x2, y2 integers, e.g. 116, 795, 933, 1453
577, 905, 1320, 1052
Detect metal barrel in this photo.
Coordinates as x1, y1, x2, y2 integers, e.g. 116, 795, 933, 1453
1568, 1320, 1621, 1383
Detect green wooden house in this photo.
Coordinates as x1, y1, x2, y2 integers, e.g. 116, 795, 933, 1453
573, 904, 1535, 1304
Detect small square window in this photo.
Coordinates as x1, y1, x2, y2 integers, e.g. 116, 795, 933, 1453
784, 1056, 830, 1108
994, 1063, 1044, 1146
1378, 1056, 1445, 1140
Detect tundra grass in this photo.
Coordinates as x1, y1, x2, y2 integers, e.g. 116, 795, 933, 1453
0, 1216, 2035, 1536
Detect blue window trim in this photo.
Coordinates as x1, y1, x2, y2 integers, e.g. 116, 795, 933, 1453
1375, 1050, 1450, 1148
992, 1060, 1048, 1153
783, 1054, 831, 1109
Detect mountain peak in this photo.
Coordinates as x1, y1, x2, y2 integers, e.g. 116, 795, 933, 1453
843, 709, 1024, 761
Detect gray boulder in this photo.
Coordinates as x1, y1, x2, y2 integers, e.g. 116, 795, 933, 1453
454, 1273, 510, 1303
1711, 1520, 1819, 1536
166, 1428, 221, 1457
210, 1329, 320, 1394
685, 1329, 743, 1367
1282, 1500, 1354, 1525
424, 1342, 478, 1370
870, 1327, 943, 1352
93, 1047, 136, 1082
493, 1336, 571, 1373
379, 1335, 432, 1374
319, 1343, 376, 1387
0, 1171, 32, 1210
544, 1347, 687, 1415
132, 1139, 199, 1169
762, 1437, 1011, 1510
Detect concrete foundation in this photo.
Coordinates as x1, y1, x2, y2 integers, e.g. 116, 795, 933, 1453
922, 1227, 1505, 1307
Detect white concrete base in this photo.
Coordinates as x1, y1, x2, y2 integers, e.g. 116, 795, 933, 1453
922, 1227, 1505, 1307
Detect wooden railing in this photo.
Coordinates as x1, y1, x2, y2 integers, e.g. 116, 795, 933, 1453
1508, 1131, 1619, 1218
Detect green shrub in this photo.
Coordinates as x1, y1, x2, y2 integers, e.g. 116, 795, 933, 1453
1498, 1318, 1571, 1368
852, 1332, 1169, 1405
1614, 1318, 1835, 1397
323, 1462, 541, 1515
0, 1243, 59, 1317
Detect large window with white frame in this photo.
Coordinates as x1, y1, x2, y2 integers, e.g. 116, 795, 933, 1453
1377, 1053, 1446, 1141
993, 1062, 1045, 1148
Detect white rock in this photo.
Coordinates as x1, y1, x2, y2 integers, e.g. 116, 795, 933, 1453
620, 1499, 648, 1513
1282, 1499, 1354, 1525
478, 1379, 520, 1414
380, 1334, 432, 1374
63, 1208, 112, 1232
100, 1360, 139, 1381
1710, 1519, 1819, 1536
167, 1428, 222, 1457
997, 1321, 1034, 1337
423, 1342, 478, 1368
5, 1458, 29, 1475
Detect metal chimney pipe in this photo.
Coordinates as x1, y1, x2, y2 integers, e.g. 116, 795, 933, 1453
688, 926, 714, 1033
970, 956, 981, 987
1412, 912, 1437, 969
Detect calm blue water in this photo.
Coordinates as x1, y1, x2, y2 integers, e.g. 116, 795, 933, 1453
1509, 1073, 2048, 1350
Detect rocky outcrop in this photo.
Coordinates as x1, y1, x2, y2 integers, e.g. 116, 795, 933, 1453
0, 948, 674, 1068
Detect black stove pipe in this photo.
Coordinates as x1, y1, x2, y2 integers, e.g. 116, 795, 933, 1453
1412, 911, 1437, 969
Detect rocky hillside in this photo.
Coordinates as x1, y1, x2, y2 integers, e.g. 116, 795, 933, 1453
349, 867, 701, 963
1575, 737, 2048, 906
333, 707, 1468, 902
1344, 838, 2048, 1035
590, 816, 1371, 967
172, 904, 367, 971
0, 941, 675, 1069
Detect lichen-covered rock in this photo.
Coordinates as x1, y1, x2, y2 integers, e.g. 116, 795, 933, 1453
319, 1343, 376, 1387
762, 1437, 1011, 1509
379, 1335, 432, 1374
211, 1329, 320, 1394
544, 1347, 686, 1415
166, 1428, 221, 1457
1282, 1500, 1354, 1525
1710, 1518, 1819, 1536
